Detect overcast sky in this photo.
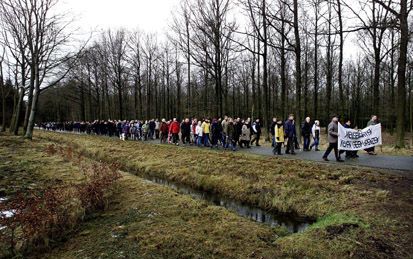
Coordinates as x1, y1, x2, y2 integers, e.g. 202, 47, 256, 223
61, 0, 181, 35
60, 0, 362, 59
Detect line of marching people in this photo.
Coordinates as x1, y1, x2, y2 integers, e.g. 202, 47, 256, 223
39, 114, 379, 160
158, 117, 262, 151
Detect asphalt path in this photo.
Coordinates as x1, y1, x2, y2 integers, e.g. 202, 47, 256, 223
37, 129, 413, 172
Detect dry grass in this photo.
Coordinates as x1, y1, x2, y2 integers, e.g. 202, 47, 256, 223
31, 130, 413, 258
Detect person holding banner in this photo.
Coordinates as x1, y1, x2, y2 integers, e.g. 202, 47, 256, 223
339, 119, 359, 159
338, 116, 382, 154
365, 115, 378, 155
322, 116, 344, 162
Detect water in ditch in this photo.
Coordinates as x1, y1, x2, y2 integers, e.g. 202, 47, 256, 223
145, 177, 313, 233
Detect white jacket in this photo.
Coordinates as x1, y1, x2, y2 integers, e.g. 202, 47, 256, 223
196, 125, 203, 136
312, 124, 320, 138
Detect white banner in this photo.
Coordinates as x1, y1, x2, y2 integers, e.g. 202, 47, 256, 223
338, 123, 382, 151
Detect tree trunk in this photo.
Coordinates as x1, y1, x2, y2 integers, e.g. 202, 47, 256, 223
337, 0, 344, 115
313, 2, 319, 119
395, 0, 408, 148
293, 0, 302, 141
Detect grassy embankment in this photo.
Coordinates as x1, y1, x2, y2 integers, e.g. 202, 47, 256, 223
32, 130, 413, 258
1, 133, 300, 258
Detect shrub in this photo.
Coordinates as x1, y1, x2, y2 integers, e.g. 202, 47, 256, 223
0, 147, 122, 257
78, 162, 121, 212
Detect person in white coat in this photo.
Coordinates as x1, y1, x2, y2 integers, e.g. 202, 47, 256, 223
310, 120, 320, 151
195, 121, 203, 147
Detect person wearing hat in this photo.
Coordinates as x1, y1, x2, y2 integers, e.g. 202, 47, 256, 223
322, 115, 344, 162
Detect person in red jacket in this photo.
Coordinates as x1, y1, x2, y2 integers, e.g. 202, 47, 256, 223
170, 118, 181, 145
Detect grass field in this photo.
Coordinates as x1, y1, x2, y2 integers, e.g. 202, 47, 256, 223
1, 131, 412, 258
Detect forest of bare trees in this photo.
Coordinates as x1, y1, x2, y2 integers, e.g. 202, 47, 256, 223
0, 0, 412, 147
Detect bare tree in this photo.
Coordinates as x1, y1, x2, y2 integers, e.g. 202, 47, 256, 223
1, 0, 78, 139
372, 0, 412, 148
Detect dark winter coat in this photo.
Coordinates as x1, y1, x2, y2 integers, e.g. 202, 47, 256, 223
284, 120, 296, 138
302, 122, 312, 137
181, 122, 191, 136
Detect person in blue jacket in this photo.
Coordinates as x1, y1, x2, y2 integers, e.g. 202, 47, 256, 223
284, 114, 296, 155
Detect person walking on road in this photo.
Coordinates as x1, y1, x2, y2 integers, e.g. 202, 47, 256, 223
310, 120, 320, 151
240, 121, 251, 148
322, 116, 344, 162
201, 119, 211, 147
284, 114, 296, 155
302, 117, 312, 151
160, 119, 169, 143
250, 119, 262, 146
273, 118, 285, 155
365, 115, 378, 155
170, 118, 181, 146
339, 119, 359, 159
195, 121, 203, 146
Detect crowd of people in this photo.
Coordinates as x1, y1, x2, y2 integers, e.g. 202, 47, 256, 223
39, 114, 379, 161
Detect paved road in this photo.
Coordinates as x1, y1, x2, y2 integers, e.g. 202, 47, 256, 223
37, 129, 413, 172
240, 146, 413, 172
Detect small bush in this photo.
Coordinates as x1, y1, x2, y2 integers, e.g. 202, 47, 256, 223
0, 147, 122, 256
78, 162, 121, 212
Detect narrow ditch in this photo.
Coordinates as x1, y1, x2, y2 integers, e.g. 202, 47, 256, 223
38, 133, 315, 233
143, 176, 314, 233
